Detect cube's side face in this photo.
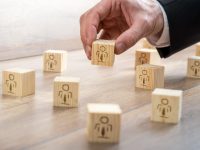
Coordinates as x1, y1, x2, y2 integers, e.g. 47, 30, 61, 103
135, 51, 150, 67
91, 42, 115, 66
136, 66, 153, 89
60, 53, 67, 72
2, 71, 22, 96
151, 94, 181, 123
196, 44, 200, 56
87, 113, 120, 143
153, 67, 164, 89
187, 58, 200, 78
54, 81, 79, 107
21, 71, 35, 96
43, 52, 62, 72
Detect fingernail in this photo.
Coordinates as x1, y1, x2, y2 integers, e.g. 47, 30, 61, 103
116, 42, 126, 54
86, 45, 92, 60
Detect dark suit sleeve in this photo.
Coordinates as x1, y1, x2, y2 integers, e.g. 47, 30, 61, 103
156, 0, 200, 58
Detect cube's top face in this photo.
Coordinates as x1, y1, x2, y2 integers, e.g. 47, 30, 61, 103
136, 48, 157, 53
54, 76, 80, 83
45, 50, 67, 54
188, 56, 200, 60
93, 40, 115, 46
3, 68, 34, 74
153, 88, 183, 97
87, 103, 121, 114
137, 64, 164, 70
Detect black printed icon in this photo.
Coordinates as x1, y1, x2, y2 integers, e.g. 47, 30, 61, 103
95, 116, 112, 139
58, 84, 72, 105
191, 60, 200, 76
46, 54, 57, 70
139, 53, 148, 64
6, 74, 17, 94
157, 98, 172, 118
96, 45, 108, 63
139, 69, 150, 87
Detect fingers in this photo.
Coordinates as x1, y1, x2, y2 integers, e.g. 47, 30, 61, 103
80, 0, 112, 59
115, 23, 144, 54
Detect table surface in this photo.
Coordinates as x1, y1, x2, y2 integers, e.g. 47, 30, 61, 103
0, 45, 200, 150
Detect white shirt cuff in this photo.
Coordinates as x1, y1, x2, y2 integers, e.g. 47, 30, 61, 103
147, 1, 170, 48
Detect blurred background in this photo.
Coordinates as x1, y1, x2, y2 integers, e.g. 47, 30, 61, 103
0, 0, 100, 60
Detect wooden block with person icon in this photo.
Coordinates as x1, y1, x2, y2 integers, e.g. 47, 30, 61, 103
151, 88, 183, 124
53, 76, 80, 108
2, 68, 35, 97
43, 50, 67, 72
91, 40, 115, 66
87, 103, 121, 143
136, 64, 164, 90
135, 48, 161, 67
187, 56, 200, 78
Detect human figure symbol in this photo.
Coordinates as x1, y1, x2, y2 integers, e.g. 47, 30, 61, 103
157, 98, 172, 118
96, 45, 108, 63
6, 74, 17, 94
139, 69, 150, 86
94, 116, 112, 139
139, 53, 148, 64
58, 84, 72, 105
191, 61, 200, 76
46, 54, 57, 70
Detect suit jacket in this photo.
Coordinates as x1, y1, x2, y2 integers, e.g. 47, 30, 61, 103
157, 0, 200, 58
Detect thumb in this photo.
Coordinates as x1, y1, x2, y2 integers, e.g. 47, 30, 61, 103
115, 24, 144, 54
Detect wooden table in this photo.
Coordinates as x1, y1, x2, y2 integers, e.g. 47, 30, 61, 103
0, 45, 200, 150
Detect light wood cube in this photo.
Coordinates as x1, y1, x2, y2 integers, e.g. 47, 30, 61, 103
87, 103, 121, 143
142, 38, 155, 49
53, 76, 80, 108
187, 56, 200, 78
195, 42, 200, 56
135, 48, 160, 67
2, 68, 35, 97
151, 88, 183, 124
43, 50, 67, 72
136, 64, 164, 90
91, 40, 115, 66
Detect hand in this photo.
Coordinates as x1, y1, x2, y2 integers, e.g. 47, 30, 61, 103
80, 0, 164, 59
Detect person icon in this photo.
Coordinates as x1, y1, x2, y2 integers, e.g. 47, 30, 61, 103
191, 60, 200, 76
157, 98, 172, 118
94, 116, 112, 139
139, 69, 150, 87
46, 54, 57, 70
139, 53, 148, 64
6, 74, 17, 94
58, 84, 72, 105
96, 45, 108, 63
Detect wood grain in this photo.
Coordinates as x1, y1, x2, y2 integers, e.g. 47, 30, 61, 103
0, 44, 200, 150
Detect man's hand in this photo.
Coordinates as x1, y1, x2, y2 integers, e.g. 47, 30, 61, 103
80, 0, 164, 59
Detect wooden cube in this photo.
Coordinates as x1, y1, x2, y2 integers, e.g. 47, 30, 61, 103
187, 56, 200, 78
43, 50, 67, 72
91, 40, 115, 66
53, 76, 80, 108
135, 48, 161, 67
2, 68, 35, 97
195, 42, 200, 56
136, 64, 164, 90
151, 88, 183, 124
87, 103, 121, 143
142, 38, 155, 49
